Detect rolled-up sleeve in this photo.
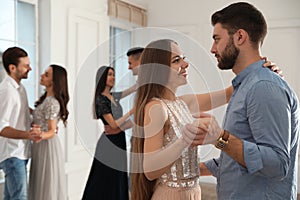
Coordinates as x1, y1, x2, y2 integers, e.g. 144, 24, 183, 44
242, 140, 263, 173
244, 81, 291, 179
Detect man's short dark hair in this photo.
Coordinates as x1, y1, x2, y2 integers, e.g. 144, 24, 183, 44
211, 2, 267, 47
2, 47, 28, 74
127, 47, 144, 57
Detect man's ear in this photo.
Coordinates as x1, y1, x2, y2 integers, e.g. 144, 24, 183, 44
235, 29, 247, 45
8, 64, 16, 74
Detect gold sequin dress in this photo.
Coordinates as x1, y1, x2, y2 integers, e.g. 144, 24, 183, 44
151, 98, 201, 200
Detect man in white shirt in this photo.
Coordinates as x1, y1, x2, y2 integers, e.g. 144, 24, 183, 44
0, 47, 41, 200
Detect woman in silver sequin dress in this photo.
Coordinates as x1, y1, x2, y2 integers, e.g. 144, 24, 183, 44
130, 39, 233, 200
28, 65, 69, 200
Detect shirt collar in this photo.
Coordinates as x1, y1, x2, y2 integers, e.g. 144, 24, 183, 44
232, 60, 265, 88
6, 75, 21, 89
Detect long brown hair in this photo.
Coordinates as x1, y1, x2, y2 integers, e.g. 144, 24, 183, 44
35, 64, 69, 126
130, 39, 176, 200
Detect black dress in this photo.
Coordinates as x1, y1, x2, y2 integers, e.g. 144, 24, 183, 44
82, 92, 129, 200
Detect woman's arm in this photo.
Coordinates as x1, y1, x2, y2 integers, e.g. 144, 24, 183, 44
143, 100, 188, 180
180, 86, 233, 113
37, 119, 57, 142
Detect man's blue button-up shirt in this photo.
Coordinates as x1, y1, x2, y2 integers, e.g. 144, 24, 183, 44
205, 60, 300, 200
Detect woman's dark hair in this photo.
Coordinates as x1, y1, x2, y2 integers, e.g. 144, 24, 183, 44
93, 66, 114, 119
2, 47, 28, 74
35, 64, 70, 126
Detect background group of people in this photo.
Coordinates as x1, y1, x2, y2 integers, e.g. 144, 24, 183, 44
0, 47, 69, 199
0, 2, 299, 200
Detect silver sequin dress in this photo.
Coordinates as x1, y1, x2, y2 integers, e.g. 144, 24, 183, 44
151, 98, 201, 200
28, 96, 67, 200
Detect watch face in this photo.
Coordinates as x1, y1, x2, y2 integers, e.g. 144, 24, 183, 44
215, 138, 228, 149
216, 141, 226, 149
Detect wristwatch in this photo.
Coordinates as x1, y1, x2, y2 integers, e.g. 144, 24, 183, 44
215, 130, 229, 149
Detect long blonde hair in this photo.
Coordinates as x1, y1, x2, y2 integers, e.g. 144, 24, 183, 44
130, 39, 176, 200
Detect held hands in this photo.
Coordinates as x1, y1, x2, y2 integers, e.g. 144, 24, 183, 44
29, 124, 43, 143
182, 113, 222, 146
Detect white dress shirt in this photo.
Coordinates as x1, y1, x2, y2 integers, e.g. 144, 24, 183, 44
0, 75, 31, 162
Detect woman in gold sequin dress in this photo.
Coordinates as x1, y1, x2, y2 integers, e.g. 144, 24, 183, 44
130, 39, 233, 200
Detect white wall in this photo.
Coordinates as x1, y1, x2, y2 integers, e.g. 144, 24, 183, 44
40, 0, 110, 199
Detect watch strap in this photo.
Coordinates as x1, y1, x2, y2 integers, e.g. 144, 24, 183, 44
221, 130, 229, 141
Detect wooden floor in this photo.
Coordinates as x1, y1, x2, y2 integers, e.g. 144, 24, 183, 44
200, 183, 217, 200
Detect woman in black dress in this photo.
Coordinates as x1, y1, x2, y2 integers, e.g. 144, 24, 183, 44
82, 66, 134, 200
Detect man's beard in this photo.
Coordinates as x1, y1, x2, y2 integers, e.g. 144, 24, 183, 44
218, 37, 239, 70
16, 70, 29, 79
